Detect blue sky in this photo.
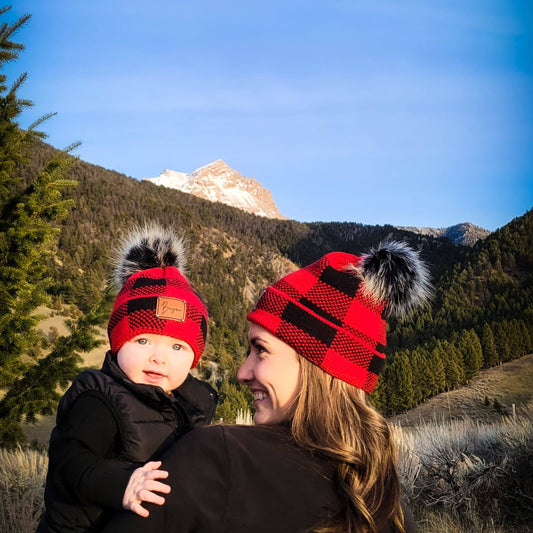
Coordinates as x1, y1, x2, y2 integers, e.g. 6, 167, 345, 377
7, 1, 533, 231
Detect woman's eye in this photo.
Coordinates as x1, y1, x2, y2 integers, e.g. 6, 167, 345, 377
248, 340, 267, 357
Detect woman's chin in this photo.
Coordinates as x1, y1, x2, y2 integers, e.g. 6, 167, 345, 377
253, 410, 286, 426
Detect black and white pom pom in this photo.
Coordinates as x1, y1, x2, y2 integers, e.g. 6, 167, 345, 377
356, 241, 432, 317
112, 224, 187, 289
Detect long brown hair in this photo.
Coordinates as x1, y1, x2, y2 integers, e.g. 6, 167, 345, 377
290, 356, 405, 533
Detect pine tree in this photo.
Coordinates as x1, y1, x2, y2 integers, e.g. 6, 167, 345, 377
0, 8, 56, 206
508, 319, 524, 359
480, 323, 499, 367
442, 340, 464, 390
493, 321, 512, 363
368, 373, 385, 412
0, 155, 77, 379
429, 345, 446, 394
518, 319, 532, 354
0, 7, 102, 447
0, 303, 106, 446
385, 353, 414, 413
215, 380, 252, 424
408, 349, 424, 405
414, 348, 433, 400
459, 329, 483, 382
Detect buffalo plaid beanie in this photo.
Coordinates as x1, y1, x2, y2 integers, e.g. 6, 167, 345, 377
247, 241, 431, 393
108, 225, 208, 367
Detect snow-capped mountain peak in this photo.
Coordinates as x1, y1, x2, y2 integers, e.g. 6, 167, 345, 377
151, 169, 189, 188
143, 160, 287, 220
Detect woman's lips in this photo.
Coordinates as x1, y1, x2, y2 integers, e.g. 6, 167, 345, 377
252, 390, 268, 402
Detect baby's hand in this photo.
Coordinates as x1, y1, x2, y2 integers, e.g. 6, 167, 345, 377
122, 460, 170, 517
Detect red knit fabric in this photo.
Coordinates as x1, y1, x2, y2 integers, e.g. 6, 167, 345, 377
247, 252, 387, 393
108, 266, 207, 367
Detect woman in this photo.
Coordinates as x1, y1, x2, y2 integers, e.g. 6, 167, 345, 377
102, 241, 430, 533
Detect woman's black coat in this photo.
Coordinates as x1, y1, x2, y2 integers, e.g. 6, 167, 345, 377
101, 424, 417, 533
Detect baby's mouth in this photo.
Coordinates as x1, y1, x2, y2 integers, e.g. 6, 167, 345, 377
143, 370, 165, 381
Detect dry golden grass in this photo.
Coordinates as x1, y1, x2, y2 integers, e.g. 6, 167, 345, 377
394, 404, 533, 532
4, 408, 533, 532
6, 410, 533, 533
0, 447, 48, 533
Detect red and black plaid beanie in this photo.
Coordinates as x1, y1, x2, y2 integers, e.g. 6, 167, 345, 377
108, 226, 208, 367
247, 241, 431, 393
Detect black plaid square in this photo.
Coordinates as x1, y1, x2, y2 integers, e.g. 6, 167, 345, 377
281, 301, 336, 346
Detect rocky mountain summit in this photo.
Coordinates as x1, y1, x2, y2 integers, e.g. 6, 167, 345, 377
143, 161, 490, 243
143, 160, 287, 220
398, 222, 490, 246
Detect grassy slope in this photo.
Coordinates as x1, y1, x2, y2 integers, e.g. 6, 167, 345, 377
390, 353, 533, 427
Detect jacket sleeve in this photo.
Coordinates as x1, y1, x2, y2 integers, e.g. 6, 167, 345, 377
173, 374, 218, 426
48, 392, 135, 510
100, 425, 229, 532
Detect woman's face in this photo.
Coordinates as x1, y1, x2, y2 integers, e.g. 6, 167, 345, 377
237, 323, 302, 425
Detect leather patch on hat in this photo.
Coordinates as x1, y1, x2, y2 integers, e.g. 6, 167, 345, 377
156, 297, 187, 322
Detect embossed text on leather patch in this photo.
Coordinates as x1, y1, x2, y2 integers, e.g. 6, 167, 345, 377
156, 297, 187, 322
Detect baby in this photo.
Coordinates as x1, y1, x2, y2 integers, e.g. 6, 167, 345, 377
37, 225, 217, 532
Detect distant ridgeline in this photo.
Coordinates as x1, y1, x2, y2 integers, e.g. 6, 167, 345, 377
19, 140, 533, 417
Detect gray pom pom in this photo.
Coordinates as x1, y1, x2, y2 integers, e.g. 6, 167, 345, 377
112, 224, 187, 289
357, 241, 432, 317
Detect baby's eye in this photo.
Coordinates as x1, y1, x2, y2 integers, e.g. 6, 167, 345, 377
137, 338, 149, 345
172, 344, 183, 351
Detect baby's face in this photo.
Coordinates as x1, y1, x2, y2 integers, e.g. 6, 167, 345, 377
117, 333, 194, 392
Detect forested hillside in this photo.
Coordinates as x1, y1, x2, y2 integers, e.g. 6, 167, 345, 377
16, 140, 532, 418
20, 141, 466, 310
375, 208, 533, 412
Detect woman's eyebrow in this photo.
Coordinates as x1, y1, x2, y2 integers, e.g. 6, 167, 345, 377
249, 336, 268, 346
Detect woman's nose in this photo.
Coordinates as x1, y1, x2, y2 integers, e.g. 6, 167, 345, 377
237, 356, 253, 383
